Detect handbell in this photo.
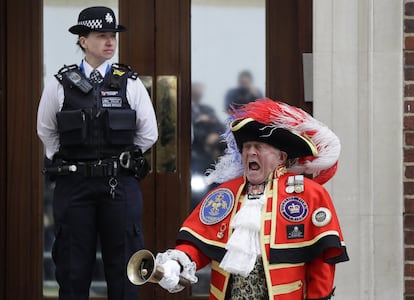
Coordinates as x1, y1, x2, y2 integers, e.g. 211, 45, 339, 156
127, 249, 163, 285
127, 249, 191, 287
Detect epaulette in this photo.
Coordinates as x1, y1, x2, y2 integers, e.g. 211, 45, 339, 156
128, 71, 139, 80
54, 64, 79, 83
54, 64, 93, 94
111, 63, 139, 80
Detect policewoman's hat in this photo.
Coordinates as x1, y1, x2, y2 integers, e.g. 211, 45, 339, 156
206, 98, 341, 185
69, 6, 127, 35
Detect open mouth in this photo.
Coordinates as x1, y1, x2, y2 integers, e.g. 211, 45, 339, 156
249, 161, 260, 171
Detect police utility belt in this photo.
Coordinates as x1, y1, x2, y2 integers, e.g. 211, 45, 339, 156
44, 149, 149, 180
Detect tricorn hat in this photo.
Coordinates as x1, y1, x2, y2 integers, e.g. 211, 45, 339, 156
230, 118, 317, 159
69, 6, 127, 35
206, 98, 341, 185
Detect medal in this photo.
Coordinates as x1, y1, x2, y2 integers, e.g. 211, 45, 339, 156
294, 175, 304, 193
285, 176, 295, 193
217, 223, 227, 239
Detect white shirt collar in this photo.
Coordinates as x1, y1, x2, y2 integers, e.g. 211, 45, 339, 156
82, 59, 110, 78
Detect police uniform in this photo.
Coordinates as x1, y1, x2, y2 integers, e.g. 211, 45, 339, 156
37, 6, 158, 300
152, 99, 348, 300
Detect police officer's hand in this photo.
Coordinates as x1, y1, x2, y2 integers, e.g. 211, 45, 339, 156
133, 156, 149, 181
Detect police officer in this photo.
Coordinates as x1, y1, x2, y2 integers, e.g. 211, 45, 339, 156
37, 6, 158, 300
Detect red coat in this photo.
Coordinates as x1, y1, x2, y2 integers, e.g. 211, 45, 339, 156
176, 170, 349, 300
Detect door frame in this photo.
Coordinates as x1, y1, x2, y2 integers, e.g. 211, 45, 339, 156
1, 0, 43, 299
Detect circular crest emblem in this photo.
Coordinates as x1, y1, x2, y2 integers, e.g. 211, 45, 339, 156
200, 188, 235, 225
280, 196, 309, 222
312, 207, 332, 227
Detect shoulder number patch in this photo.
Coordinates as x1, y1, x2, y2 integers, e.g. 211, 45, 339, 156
200, 188, 235, 225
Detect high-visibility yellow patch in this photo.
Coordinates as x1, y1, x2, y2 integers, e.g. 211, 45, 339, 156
113, 69, 125, 76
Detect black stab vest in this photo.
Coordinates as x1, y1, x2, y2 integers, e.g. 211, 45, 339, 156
55, 64, 138, 161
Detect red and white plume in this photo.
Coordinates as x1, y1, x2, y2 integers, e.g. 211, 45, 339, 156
206, 98, 340, 185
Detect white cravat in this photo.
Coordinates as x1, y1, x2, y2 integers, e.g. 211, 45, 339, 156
219, 191, 266, 277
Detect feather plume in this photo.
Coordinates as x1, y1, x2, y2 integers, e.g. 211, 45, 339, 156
206, 98, 340, 185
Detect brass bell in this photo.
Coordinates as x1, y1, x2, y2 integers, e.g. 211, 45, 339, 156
127, 249, 191, 287
127, 249, 164, 285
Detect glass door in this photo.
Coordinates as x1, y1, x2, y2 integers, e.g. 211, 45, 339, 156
190, 0, 266, 295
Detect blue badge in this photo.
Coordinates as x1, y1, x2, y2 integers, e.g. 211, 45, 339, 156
199, 188, 234, 225
312, 207, 332, 227
280, 196, 309, 222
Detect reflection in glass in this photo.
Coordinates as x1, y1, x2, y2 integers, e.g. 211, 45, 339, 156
190, 0, 265, 296
156, 76, 178, 173
42, 0, 118, 296
140, 76, 154, 172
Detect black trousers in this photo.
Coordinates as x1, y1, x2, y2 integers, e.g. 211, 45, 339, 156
52, 174, 144, 300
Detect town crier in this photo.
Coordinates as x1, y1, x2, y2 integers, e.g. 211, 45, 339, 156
155, 98, 349, 300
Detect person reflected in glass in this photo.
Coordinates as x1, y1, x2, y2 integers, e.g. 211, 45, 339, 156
192, 82, 217, 123
224, 70, 263, 113
191, 82, 225, 208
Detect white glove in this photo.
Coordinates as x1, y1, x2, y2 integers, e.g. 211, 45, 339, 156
155, 249, 198, 293
158, 259, 181, 290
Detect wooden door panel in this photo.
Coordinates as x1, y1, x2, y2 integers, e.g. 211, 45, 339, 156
0, 0, 6, 296
267, 0, 313, 113
120, 0, 191, 299
3, 0, 43, 299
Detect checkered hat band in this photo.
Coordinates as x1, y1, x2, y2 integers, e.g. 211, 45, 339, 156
78, 19, 103, 29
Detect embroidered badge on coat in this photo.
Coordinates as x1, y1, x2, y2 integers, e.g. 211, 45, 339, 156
200, 188, 234, 225
312, 207, 332, 227
280, 196, 309, 222
287, 224, 305, 239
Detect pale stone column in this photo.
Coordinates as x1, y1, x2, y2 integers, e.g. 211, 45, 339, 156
313, 0, 404, 299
